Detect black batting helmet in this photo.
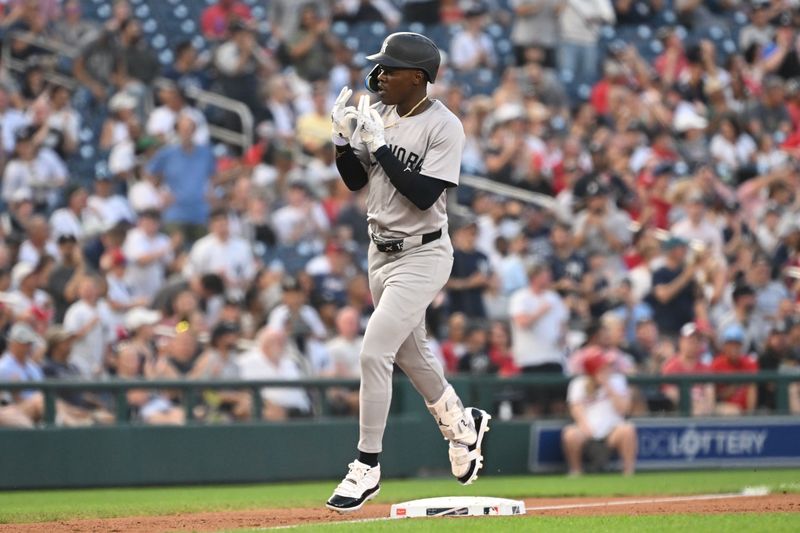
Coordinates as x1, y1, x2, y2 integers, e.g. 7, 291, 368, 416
365, 32, 440, 92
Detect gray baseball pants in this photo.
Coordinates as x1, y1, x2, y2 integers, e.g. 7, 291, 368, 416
358, 234, 452, 453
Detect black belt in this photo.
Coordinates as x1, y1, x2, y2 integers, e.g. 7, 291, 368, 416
372, 229, 442, 253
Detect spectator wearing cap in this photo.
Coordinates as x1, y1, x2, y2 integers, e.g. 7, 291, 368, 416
63, 275, 107, 377
163, 41, 211, 91
739, 0, 776, 51
446, 219, 492, 320
670, 191, 724, 259
102, 248, 145, 332
450, 6, 496, 72
267, 276, 330, 374
100, 92, 139, 151
710, 324, 759, 414
214, 20, 270, 117
190, 321, 251, 420
46, 233, 86, 322
306, 242, 354, 309
122, 209, 173, 301
145, 113, 216, 241
572, 181, 632, 261
510, 261, 569, 414
237, 327, 312, 420
1, 125, 67, 211
124, 306, 161, 363
646, 236, 701, 338
458, 326, 497, 375
757, 324, 791, 411
146, 82, 210, 146
562, 348, 637, 476
285, 4, 339, 82
6, 261, 51, 321
271, 182, 330, 246
85, 170, 136, 232
200, 0, 253, 41
49, 185, 89, 242
17, 215, 58, 267
184, 208, 256, 297
0, 322, 44, 427
661, 322, 716, 416
716, 283, 770, 354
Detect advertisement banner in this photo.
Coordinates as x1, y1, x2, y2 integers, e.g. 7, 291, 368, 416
529, 416, 800, 472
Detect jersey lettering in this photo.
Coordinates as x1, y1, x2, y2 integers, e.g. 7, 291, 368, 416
388, 144, 424, 173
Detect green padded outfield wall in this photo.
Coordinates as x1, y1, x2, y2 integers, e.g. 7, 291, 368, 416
0, 419, 533, 489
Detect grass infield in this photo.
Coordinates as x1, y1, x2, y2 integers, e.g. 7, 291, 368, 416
1, 469, 799, 524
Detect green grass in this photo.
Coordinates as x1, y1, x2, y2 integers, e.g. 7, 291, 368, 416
252, 513, 799, 533
1, 469, 798, 524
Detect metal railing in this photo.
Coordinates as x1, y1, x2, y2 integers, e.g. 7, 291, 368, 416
1, 31, 79, 89
1, 372, 798, 427
0, 31, 254, 151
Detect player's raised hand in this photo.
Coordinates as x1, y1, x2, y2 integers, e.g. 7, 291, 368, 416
356, 94, 386, 154
331, 86, 357, 146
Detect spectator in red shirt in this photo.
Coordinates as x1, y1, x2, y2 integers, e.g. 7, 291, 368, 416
661, 322, 715, 415
488, 320, 518, 377
710, 324, 759, 414
200, 0, 252, 41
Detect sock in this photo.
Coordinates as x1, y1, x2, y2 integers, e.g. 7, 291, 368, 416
358, 451, 379, 467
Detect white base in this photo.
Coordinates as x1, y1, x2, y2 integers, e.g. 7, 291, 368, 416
390, 496, 526, 518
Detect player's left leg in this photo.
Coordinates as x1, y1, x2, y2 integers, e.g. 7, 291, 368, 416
394, 316, 490, 485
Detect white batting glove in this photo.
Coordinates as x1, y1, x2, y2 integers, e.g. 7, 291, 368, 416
356, 94, 386, 154
331, 86, 357, 146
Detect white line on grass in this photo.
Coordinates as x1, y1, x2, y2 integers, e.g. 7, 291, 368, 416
260, 489, 772, 530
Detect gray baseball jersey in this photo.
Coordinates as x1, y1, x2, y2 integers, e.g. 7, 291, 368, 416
351, 99, 465, 239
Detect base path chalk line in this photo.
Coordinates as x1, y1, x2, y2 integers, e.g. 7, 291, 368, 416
262, 489, 772, 530
525, 491, 766, 512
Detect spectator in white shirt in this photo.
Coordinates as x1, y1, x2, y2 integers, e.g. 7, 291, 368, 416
127, 172, 173, 214
85, 171, 137, 232
670, 191, 724, 259
6, 261, 52, 320
146, 81, 209, 146
449, 7, 497, 72
49, 184, 89, 241
510, 261, 569, 415
184, 208, 257, 296
237, 327, 312, 419
123, 209, 174, 301
1, 126, 67, 211
0, 86, 28, 154
271, 182, 330, 246
63, 275, 107, 377
562, 348, 637, 476
324, 305, 362, 414
18, 215, 59, 267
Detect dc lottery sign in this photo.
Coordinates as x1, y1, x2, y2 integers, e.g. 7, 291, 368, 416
529, 417, 800, 471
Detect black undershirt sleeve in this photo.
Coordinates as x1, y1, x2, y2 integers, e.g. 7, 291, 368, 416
374, 145, 452, 211
334, 144, 369, 191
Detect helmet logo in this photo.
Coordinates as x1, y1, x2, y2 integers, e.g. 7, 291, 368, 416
381, 39, 389, 54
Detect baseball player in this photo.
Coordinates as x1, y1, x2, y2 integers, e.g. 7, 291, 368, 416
325, 32, 491, 513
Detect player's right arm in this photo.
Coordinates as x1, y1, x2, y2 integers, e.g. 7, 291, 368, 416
331, 86, 369, 191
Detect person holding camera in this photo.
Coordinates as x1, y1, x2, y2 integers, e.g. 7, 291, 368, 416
562, 347, 637, 476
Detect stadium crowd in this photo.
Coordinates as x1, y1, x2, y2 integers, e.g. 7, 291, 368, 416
0, 0, 800, 428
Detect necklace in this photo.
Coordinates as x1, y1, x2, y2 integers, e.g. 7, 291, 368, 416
383, 96, 430, 129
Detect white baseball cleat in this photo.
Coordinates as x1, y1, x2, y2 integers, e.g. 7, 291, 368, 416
326, 460, 381, 513
449, 408, 491, 485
